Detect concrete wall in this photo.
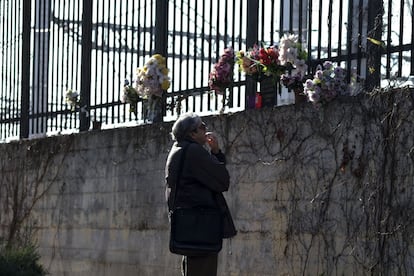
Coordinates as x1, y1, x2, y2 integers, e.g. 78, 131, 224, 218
1, 89, 414, 275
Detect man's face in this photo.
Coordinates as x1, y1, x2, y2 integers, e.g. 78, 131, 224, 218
190, 122, 207, 145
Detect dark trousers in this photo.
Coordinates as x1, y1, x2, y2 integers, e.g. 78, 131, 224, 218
181, 254, 218, 276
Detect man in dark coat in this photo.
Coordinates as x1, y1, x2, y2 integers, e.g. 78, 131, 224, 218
165, 112, 237, 276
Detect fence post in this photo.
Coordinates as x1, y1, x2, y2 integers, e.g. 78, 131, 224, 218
20, 0, 31, 138
365, 0, 384, 91
153, 0, 168, 123
245, 0, 259, 108
80, 0, 93, 131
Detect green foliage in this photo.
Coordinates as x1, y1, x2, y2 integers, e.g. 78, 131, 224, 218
0, 245, 48, 276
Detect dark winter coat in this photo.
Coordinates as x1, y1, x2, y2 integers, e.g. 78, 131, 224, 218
165, 139, 237, 238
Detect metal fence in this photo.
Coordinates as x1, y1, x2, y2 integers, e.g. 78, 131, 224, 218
0, 0, 413, 141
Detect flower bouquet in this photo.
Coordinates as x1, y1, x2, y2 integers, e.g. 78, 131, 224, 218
209, 47, 235, 94
236, 44, 285, 81
121, 80, 140, 115
278, 33, 308, 98
135, 54, 170, 98
303, 61, 349, 108
65, 89, 80, 111
122, 54, 170, 122
136, 54, 170, 122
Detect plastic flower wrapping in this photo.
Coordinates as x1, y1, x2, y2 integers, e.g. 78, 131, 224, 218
209, 48, 235, 94
135, 54, 170, 98
303, 61, 349, 108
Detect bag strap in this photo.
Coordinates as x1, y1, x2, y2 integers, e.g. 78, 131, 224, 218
171, 143, 190, 210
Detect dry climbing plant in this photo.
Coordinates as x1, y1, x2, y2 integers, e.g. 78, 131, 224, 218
0, 137, 72, 250
213, 88, 414, 275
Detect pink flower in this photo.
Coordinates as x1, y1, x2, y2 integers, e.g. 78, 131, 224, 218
209, 48, 235, 94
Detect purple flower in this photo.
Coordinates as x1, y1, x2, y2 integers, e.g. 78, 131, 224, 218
315, 70, 323, 79
323, 61, 333, 70
304, 61, 350, 107
305, 79, 314, 89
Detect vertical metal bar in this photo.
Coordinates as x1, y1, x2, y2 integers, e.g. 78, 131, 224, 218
128, 0, 136, 120
155, 0, 168, 121
228, 0, 236, 108
411, 1, 414, 75
356, 0, 364, 77
119, 0, 125, 123
279, 0, 284, 35
338, 0, 344, 60
112, 0, 118, 124
5, 0, 10, 130
385, 0, 392, 79
298, 0, 303, 41
75, 0, 80, 94
207, 0, 213, 112
10, 0, 15, 134
327, 0, 333, 59
56, 0, 63, 130
398, 0, 404, 77
230, 0, 236, 49
120, 0, 126, 123
307, 0, 313, 69
93, 0, 99, 122
179, 0, 184, 113
20, 0, 31, 138
260, 0, 265, 41
150, 0, 155, 56
317, 0, 322, 60
219, 0, 229, 111
41, 0, 50, 133
106, 1, 115, 122
346, 0, 354, 81
155, 0, 168, 56
214, 1, 221, 111
171, 0, 177, 116
50, 0, 55, 130
13, 0, 21, 137
199, 0, 205, 112
80, 0, 92, 131
193, 0, 200, 112
32, 0, 37, 133
366, 0, 383, 90
4, 0, 10, 135
62, 0, 70, 129
245, 0, 259, 107
1, 0, 4, 139
289, 0, 293, 32
186, 3, 192, 112
69, 0, 74, 90
224, 0, 229, 46
237, 0, 244, 108
63, 1, 70, 127
100, 0, 106, 123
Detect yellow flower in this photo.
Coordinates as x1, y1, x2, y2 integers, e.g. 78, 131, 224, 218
153, 54, 166, 65
161, 79, 170, 90
161, 67, 169, 75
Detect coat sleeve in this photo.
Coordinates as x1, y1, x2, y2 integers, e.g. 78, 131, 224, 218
186, 143, 230, 192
